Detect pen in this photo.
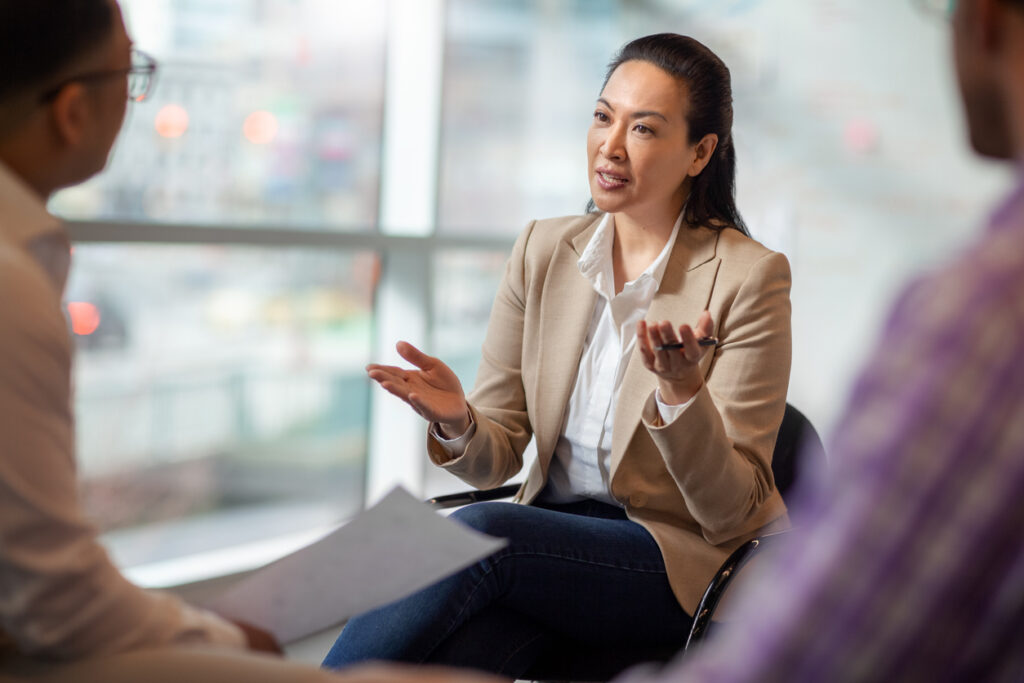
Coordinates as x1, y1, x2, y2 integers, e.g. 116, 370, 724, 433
655, 336, 719, 351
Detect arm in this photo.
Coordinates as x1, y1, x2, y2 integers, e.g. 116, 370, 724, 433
0, 260, 246, 659
644, 250, 792, 542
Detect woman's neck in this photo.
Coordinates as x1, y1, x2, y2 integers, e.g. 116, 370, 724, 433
610, 207, 680, 293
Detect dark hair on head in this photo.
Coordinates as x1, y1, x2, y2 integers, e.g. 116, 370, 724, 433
0, 0, 115, 103
588, 33, 749, 236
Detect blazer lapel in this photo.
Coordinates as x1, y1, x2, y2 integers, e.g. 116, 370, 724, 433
531, 215, 602, 463
610, 226, 723, 472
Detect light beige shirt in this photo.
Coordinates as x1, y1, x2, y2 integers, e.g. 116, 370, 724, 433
0, 161, 245, 660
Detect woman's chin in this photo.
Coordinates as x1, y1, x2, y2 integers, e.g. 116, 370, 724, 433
590, 195, 625, 215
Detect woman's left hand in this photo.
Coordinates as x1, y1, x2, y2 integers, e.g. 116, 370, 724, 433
637, 310, 715, 405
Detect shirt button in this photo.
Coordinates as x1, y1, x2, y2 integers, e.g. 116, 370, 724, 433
629, 493, 647, 508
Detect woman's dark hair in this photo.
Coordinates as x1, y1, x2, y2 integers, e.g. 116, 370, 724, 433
0, 0, 115, 103
588, 33, 749, 236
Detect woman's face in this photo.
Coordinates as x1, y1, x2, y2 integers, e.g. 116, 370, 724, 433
587, 60, 704, 224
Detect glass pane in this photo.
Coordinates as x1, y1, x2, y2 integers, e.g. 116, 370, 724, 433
423, 248, 507, 497
438, 0, 697, 235
68, 245, 377, 567
53, 0, 386, 231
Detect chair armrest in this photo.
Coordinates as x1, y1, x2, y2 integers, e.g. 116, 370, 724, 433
426, 483, 522, 509
683, 530, 790, 651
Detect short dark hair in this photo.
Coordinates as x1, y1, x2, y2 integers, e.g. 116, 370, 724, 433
0, 0, 115, 103
589, 33, 749, 236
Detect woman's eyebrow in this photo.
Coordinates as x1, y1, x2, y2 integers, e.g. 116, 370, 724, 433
595, 98, 668, 123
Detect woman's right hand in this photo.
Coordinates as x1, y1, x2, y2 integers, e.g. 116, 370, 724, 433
366, 341, 471, 438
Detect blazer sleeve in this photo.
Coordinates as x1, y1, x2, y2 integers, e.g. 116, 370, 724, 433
425, 221, 537, 489
642, 249, 792, 544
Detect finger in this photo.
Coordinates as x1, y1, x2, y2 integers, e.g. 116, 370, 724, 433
396, 341, 436, 371
695, 310, 714, 339
648, 324, 679, 372
676, 324, 702, 362
366, 363, 405, 375
367, 367, 407, 384
648, 323, 673, 355
656, 320, 679, 346
636, 321, 655, 367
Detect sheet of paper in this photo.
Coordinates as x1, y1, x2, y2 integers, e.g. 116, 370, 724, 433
203, 486, 507, 644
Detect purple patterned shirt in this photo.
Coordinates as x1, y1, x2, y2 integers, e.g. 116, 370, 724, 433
628, 176, 1024, 682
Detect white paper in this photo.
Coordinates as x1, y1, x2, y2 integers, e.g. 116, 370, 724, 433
203, 486, 507, 644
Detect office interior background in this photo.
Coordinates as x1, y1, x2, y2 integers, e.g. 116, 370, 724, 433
55, 0, 1009, 589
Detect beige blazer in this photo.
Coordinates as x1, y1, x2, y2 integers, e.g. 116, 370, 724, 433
428, 213, 792, 614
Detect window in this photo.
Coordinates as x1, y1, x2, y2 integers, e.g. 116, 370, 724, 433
52, 0, 995, 580
54, 0, 386, 230
56, 0, 388, 575
70, 244, 376, 568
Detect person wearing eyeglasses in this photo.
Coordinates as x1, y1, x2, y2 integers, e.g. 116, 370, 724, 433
0, 2, 447, 682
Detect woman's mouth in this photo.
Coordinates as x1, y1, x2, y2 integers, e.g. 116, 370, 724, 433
595, 170, 629, 190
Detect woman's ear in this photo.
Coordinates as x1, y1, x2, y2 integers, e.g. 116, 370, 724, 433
687, 133, 719, 177
47, 83, 90, 148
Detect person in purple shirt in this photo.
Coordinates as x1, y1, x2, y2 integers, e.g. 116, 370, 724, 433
330, 0, 1024, 681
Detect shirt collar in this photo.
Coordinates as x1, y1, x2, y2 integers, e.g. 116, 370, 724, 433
577, 210, 685, 299
0, 161, 71, 293
0, 160, 63, 247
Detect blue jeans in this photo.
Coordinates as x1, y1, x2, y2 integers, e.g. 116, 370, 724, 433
321, 499, 692, 678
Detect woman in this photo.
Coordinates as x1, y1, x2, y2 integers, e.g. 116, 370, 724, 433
323, 33, 791, 678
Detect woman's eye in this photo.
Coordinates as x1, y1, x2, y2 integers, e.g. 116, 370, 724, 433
593, 111, 609, 122
634, 124, 653, 135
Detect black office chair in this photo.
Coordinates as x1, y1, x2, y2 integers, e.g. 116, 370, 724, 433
426, 403, 825, 682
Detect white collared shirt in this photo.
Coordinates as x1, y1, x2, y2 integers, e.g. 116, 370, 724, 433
437, 211, 696, 506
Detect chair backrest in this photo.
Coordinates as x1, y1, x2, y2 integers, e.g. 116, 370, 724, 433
769, 402, 825, 498
681, 402, 825, 653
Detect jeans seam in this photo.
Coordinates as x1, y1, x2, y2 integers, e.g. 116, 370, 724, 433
493, 548, 668, 574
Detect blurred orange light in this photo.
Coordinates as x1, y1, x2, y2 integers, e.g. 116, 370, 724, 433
243, 110, 279, 145
67, 302, 101, 336
155, 104, 189, 139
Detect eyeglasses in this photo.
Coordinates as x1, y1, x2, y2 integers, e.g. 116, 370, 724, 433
40, 48, 158, 103
914, 0, 957, 19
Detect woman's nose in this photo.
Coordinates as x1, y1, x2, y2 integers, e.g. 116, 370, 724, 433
600, 124, 627, 161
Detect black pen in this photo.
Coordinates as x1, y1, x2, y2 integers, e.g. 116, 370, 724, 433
655, 336, 719, 351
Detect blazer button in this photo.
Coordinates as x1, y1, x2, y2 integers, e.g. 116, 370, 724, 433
629, 493, 647, 508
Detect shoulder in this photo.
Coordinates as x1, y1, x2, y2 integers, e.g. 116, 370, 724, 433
0, 246, 67, 353
518, 213, 600, 250
508, 213, 601, 268
530, 213, 600, 234
705, 228, 791, 287
714, 227, 784, 266
895, 228, 1024, 344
